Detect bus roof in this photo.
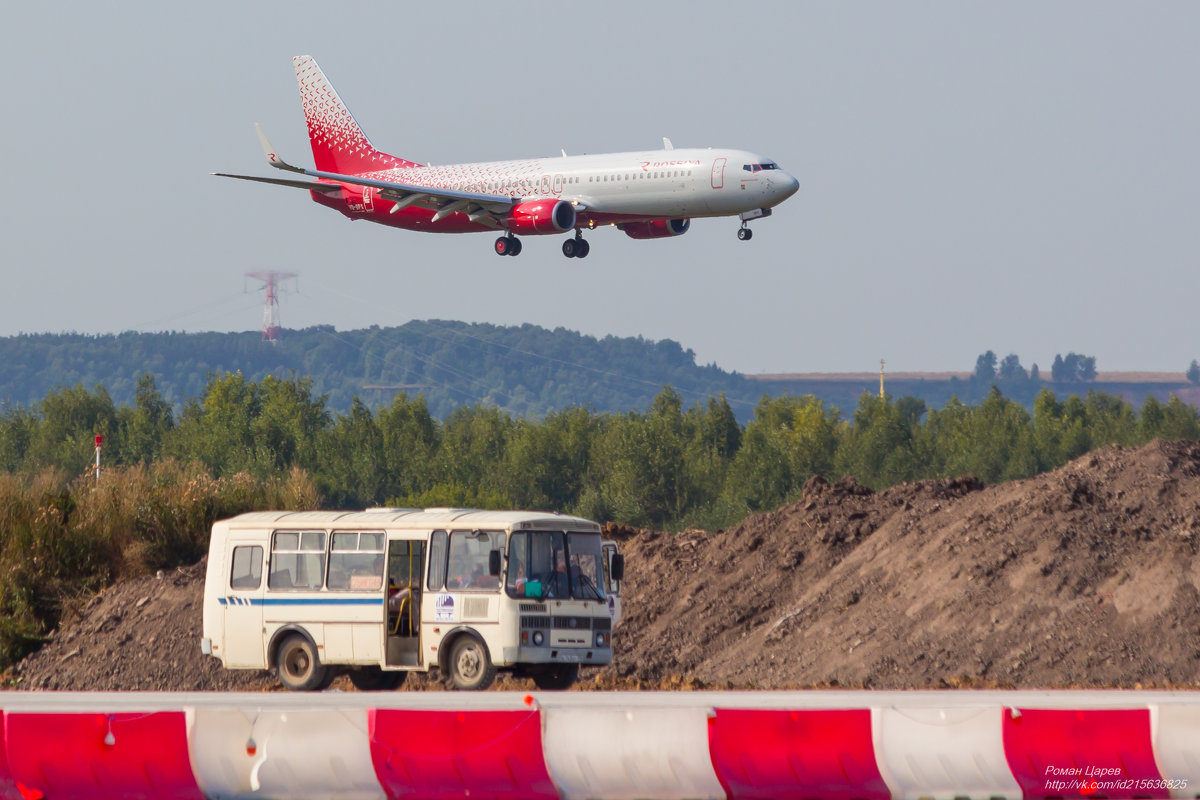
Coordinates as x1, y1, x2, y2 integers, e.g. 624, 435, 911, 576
216, 508, 602, 532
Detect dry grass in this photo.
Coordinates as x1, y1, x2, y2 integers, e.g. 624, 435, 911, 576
0, 460, 320, 670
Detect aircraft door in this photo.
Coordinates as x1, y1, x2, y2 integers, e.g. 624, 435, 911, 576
710, 157, 726, 190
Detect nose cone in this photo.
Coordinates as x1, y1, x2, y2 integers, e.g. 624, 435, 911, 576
775, 170, 800, 203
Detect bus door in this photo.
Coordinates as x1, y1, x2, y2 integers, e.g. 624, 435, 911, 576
602, 541, 623, 626
223, 536, 266, 668
386, 538, 425, 667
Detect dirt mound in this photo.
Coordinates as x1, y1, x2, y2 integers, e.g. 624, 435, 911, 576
609, 439, 1200, 689
8, 440, 1200, 692
4, 561, 271, 691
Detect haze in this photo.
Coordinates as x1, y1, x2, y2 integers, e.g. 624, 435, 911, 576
2, 2, 1196, 375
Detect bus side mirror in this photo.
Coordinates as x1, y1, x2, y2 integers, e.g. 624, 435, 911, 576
488, 549, 502, 577
611, 554, 625, 582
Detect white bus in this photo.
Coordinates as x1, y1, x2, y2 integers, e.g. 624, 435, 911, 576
201, 508, 623, 691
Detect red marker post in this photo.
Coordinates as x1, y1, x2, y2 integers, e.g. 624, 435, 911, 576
94, 434, 103, 481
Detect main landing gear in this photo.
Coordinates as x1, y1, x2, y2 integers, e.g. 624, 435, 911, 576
737, 223, 754, 241
562, 231, 590, 259
494, 235, 522, 256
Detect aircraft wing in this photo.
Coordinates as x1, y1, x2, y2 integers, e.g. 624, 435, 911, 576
212, 173, 342, 194
250, 124, 516, 227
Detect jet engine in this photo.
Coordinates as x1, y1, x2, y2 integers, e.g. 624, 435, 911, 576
619, 218, 691, 239
505, 200, 577, 234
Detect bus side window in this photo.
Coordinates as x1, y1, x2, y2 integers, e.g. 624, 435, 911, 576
269, 530, 326, 591
230, 545, 263, 590
328, 531, 385, 591
427, 530, 448, 591
448, 530, 506, 591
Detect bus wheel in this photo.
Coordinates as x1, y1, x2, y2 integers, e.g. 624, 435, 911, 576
276, 634, 327, 691
447, 636, 496, 691
530, 663, 579, 690
348, 666, 406, 691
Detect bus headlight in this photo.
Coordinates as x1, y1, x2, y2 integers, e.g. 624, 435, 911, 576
594, 631, 608, 648
532, 630, 545, 647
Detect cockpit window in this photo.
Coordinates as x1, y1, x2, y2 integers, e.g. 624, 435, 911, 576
742, 163, 779, 173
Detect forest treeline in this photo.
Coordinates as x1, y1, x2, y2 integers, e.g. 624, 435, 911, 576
3, 371, 1200, 673
5, 372, 1200, 528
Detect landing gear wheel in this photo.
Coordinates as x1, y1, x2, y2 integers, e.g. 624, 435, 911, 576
447, 636, 496, 691
495, 235, 521, 256
530, 663, 579, 691
562, 238, 578, 258
348, 666, 407, 691
737, 227, 753, 241
276, 634, 327, 692
576, 239, 590, 258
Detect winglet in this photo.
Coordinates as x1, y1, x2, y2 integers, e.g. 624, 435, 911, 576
662, 137, 674, 151
255, 123, 301, 173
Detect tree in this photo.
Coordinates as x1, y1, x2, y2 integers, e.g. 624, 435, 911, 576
1187, 360, 1200, 385
1051, 354, 1067, 382
1083, 390, 1136, 447
974, 351, 998, 382
1050, 353, 1097, 382
315, 398, 385, 507
165, 372, 330, 477
1030, 363, 1040, 381
376, 393, 439, 501
1139, 396, 1165, 441
1159, 396, 1200, 441
116, 374, 175, 465
27, 383, 119, 473
997, 354, 1027, 381
834, 393, 919, 489
502, 407, 598, 511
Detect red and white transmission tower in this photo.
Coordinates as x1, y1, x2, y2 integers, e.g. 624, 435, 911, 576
245, 271, 298, 344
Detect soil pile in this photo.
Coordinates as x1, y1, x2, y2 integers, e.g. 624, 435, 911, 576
7, 440, 1200, 691
5, 561, 270, 691
610, 439, 1200, 688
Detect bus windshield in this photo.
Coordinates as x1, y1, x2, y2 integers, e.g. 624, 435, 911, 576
507, 531, 606, 601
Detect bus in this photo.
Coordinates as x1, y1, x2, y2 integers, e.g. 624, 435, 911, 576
201, 508, 624, 691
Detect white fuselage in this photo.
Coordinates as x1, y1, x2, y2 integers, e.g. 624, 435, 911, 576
357, 147, 799, 221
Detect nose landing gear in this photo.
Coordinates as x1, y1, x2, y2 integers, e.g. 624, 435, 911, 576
562, 231, 590, 258
494, 235, 522, 256
737, 224, 754, 241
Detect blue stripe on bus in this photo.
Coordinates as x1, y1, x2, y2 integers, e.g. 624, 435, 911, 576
218, 597, 383, 606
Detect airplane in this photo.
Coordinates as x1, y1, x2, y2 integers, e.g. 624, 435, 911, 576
217, 56, 799, 258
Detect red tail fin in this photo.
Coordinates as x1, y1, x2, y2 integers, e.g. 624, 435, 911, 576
292, 55, 419, 174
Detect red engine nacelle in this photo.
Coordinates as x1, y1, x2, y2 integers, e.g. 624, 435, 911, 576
506, 199, 577, 235
619, 218, 691, 239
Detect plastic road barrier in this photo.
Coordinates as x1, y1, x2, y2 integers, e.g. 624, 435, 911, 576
1, 691, 1199, 799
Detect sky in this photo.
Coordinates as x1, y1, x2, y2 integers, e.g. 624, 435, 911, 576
2, 2, 1197, 375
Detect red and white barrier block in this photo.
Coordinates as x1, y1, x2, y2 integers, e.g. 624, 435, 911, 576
2, 691, 1199, 799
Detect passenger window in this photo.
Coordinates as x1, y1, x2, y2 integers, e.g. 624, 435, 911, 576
268, 530, 326, 591
327, 531, 385, 591
427, 530, 448, 591
229, 545, 263, 590
447, 530, 506, 591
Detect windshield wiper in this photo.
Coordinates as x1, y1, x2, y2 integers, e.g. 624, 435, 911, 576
575, 571, 603, 601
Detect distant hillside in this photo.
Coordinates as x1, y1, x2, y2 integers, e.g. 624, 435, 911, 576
748, 371, 1200, 412
0, 323, 759, 419
3, 325, 1195, 422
